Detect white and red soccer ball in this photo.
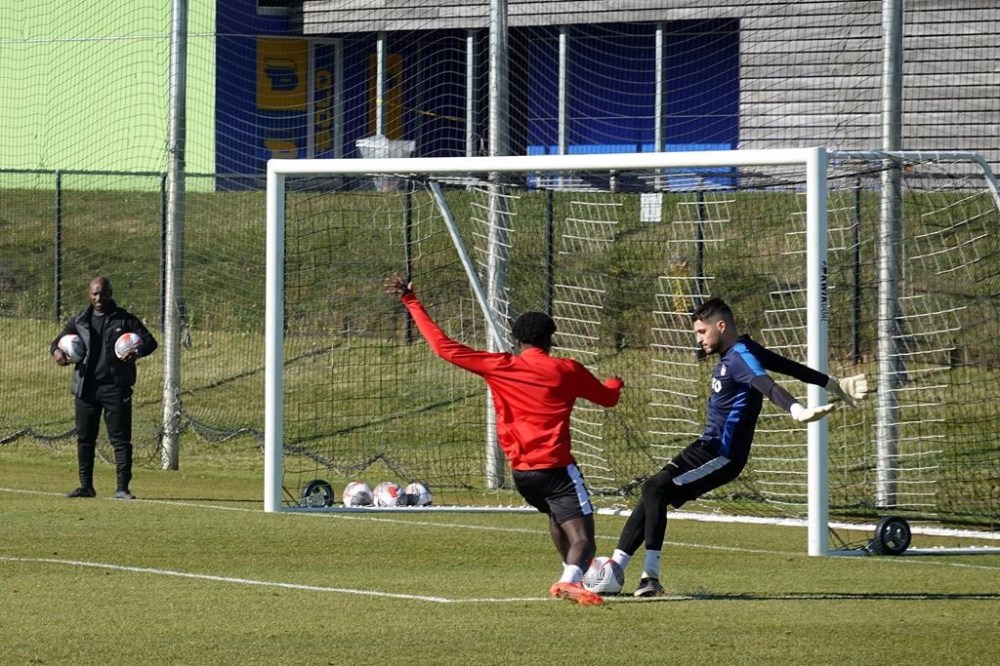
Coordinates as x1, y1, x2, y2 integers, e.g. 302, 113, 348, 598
57, 334, 86, 363
583, 556, 625, 596
373, 481, 406, 507
342, 481, 373, 507
114, 332, 143, 360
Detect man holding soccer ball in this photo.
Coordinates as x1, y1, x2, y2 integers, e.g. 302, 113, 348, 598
386, 275, 623, 606
50, 276, 158, 500
605, 297, 868, 597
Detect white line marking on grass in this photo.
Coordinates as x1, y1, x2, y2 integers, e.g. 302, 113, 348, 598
0, 556, 551, 604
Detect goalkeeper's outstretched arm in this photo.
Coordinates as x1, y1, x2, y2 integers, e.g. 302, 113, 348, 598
750, 374, 836, 423
750, 341, 869, 408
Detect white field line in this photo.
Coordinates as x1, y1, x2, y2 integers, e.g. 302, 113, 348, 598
0, 555, 543, 604
0, 555, 700, 602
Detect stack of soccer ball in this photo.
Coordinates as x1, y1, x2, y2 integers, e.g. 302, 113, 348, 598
341, 480, 433, 507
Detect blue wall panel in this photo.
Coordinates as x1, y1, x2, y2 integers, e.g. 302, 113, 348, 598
216, 1, 292, 180
527, 20, 739, 155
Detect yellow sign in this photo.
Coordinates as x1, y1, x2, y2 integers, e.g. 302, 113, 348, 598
257, 38, 308, 110
264, 137, 298, 159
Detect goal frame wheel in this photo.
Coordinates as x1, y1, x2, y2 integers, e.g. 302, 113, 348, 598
300, 479, 334, 508
867, 515, 911, 555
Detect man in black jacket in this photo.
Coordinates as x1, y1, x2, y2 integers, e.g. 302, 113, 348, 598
50, 276, 158, 499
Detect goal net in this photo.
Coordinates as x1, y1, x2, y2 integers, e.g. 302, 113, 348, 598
264, 149, 1000, 554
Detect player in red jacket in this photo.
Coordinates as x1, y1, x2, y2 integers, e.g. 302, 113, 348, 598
386, 276, 623, 605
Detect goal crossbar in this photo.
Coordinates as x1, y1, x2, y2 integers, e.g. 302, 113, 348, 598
267, 147, 824, 177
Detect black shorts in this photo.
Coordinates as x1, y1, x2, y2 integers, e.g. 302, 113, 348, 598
511, 464, 593, 524
662, 439, 747, 509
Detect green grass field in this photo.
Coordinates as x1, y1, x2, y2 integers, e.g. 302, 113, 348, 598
3, 450, 999, 665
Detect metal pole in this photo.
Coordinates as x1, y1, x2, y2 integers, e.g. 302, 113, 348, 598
466, 30, 478, 157
159, 173, 167, 328
161, 0, 188, 470
263, 167, 286, 513
426, 181, 509, 350
806, 147, 830, 557
876, 0, 904, 508
376, 32, 387, 137
655, 23, 665, 152
558, 27, 568, 155
545, 189, 554, 316
852, 176, 862, 365
53, 171, 62, 322
485, 0, 510, 489
488, 0, 509, 158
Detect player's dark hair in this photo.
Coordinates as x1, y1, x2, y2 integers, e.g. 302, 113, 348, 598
691, 297, 734, 325
511, 311, 556, 348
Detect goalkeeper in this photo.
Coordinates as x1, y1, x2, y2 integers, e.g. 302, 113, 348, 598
608, 297, 868, 598
386, 275, 623, 606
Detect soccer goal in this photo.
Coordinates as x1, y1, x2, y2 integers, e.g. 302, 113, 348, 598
264, 148, 1000, 556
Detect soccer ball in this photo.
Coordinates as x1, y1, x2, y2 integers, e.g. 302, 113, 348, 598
373, 481, 405, 507
114, 332, 142, 360
57, 334, 86, 363
583, 556, 624, 596
342, 481, 373, 507
404, 482, 433, 506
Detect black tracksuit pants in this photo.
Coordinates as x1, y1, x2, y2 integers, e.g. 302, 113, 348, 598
75, 383, 134, 492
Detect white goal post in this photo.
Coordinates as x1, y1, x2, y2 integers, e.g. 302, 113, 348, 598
264, 147, 834, 554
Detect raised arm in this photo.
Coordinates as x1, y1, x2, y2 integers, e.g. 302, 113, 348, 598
385, 276, 501, 375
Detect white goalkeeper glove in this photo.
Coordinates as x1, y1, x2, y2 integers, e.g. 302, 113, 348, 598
790, 402, 836, 423
826, 374, 868, 408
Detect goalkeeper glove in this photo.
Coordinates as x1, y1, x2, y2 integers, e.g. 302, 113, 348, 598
790, 402, 836, 423
826, 374, 869, 408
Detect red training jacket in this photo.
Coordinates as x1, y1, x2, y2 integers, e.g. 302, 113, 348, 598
400, 292, 623, 470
